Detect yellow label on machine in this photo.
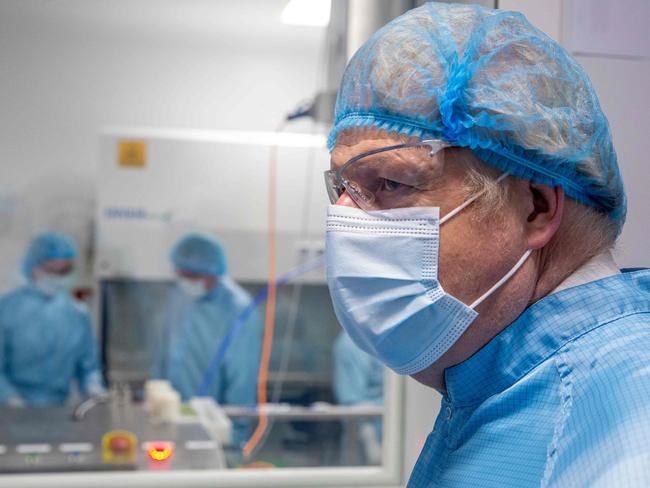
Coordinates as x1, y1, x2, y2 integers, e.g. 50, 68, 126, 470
118, 140, 147, 167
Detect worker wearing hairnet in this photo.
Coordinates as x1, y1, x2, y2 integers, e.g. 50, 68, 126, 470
152, 233, 262, 445
0, 232, 105, 406
334, 331, 383, 407
333, 331, 384, 464
325, 3, 649, 486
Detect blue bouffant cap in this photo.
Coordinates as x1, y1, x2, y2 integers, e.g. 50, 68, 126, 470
22, 232, 77, 278
171, 233, 227, 277
329, 3, 626, 231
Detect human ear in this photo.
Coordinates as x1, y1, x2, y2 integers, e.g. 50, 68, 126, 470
525, 183, 564, 249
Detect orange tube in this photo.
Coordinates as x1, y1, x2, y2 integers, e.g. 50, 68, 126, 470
242, 137, 281, 459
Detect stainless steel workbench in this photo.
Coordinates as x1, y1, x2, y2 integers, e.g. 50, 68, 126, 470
0, 403, 225, 474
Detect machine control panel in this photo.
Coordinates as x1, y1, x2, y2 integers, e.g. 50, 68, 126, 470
0, 405, 225, 474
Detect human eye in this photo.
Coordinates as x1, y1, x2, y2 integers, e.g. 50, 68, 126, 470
379, 177, 409, 192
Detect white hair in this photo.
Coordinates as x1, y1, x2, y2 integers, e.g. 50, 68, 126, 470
454, 148, 618, 261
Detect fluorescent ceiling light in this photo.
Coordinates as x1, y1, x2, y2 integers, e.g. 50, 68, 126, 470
281, 0, 331, 27
101, 127, 327, 148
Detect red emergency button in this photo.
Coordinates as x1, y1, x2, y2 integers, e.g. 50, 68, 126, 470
145, 442, 175, 462
102, 430, 137, 464
109, 436, 132, 454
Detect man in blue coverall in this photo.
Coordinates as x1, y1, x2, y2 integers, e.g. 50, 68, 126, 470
324, 3, 650, 486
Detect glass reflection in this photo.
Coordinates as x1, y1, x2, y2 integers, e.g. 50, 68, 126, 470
0, 231, 385, 473
100, 275, 384, 469
0, 0, 387, 476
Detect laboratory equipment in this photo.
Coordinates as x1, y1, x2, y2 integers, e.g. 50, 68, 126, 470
0, 402, 225, 474
91, 128, 379, 469
95, 129, 333, 390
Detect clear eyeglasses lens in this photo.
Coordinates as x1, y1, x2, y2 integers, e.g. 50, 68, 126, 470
325, 140, 449, 210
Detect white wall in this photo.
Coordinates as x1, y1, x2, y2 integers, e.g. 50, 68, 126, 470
576, 54, 650, 267
499, 0, 650, 267
0, 0, 326, 291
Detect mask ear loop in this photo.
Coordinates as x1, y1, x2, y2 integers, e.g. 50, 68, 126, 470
440, 172, 509, 225
469, 249, 533, 309
436, 172, 532, 308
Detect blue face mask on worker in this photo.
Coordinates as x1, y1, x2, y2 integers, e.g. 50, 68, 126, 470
325, 149, 531, 375
34, 271, 74, 297
178, 277, 208, 299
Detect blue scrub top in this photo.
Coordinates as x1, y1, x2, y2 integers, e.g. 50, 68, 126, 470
152, 276, 263, 444
333, 331, 384, 406
409, 269, 650, 487
0, 285, 103, 405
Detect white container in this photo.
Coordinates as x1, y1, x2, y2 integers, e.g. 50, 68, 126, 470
144, 379, 173, 413
190, 397, 232, 445
157, 390, 181, 422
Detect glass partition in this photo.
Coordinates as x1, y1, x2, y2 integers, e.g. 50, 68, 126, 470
0, 1, 405, 486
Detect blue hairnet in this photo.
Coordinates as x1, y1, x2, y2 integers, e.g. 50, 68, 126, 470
22, 232, 77, 278
171, 233, 227, 277
329, 3, 626, 229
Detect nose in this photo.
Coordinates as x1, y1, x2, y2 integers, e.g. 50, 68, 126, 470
336, 191, 360, 208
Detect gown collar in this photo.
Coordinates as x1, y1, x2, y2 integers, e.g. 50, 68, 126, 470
551, 251, 620, 294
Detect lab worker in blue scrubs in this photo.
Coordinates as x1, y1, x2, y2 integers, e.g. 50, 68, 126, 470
152, 233, 263, 445
0, 232, 105, 406
334, 331, 384, 409
324, 3, 650, 486
333, 331, 384, 464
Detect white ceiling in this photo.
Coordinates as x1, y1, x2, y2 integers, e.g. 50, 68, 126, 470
0, 0, 327, 50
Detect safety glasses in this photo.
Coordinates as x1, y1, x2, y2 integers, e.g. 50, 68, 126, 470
324, 139, 450, 211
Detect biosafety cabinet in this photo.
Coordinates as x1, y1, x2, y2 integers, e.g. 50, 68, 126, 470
94, 128, 337, 387
95, 128, 330, 283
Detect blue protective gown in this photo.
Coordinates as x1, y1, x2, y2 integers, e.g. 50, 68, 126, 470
152, 276, 263, 444
334, 331, 384, 406
408, 269, 650, 487
0, 285, 104, 405
334, 331, 385, 465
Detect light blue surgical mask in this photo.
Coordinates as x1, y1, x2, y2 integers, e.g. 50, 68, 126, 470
178, 277, 208, 299
34, 272, 74, 297
326, 184, 532, 375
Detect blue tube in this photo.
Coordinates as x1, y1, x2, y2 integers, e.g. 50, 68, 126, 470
196, 255, 325, 396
